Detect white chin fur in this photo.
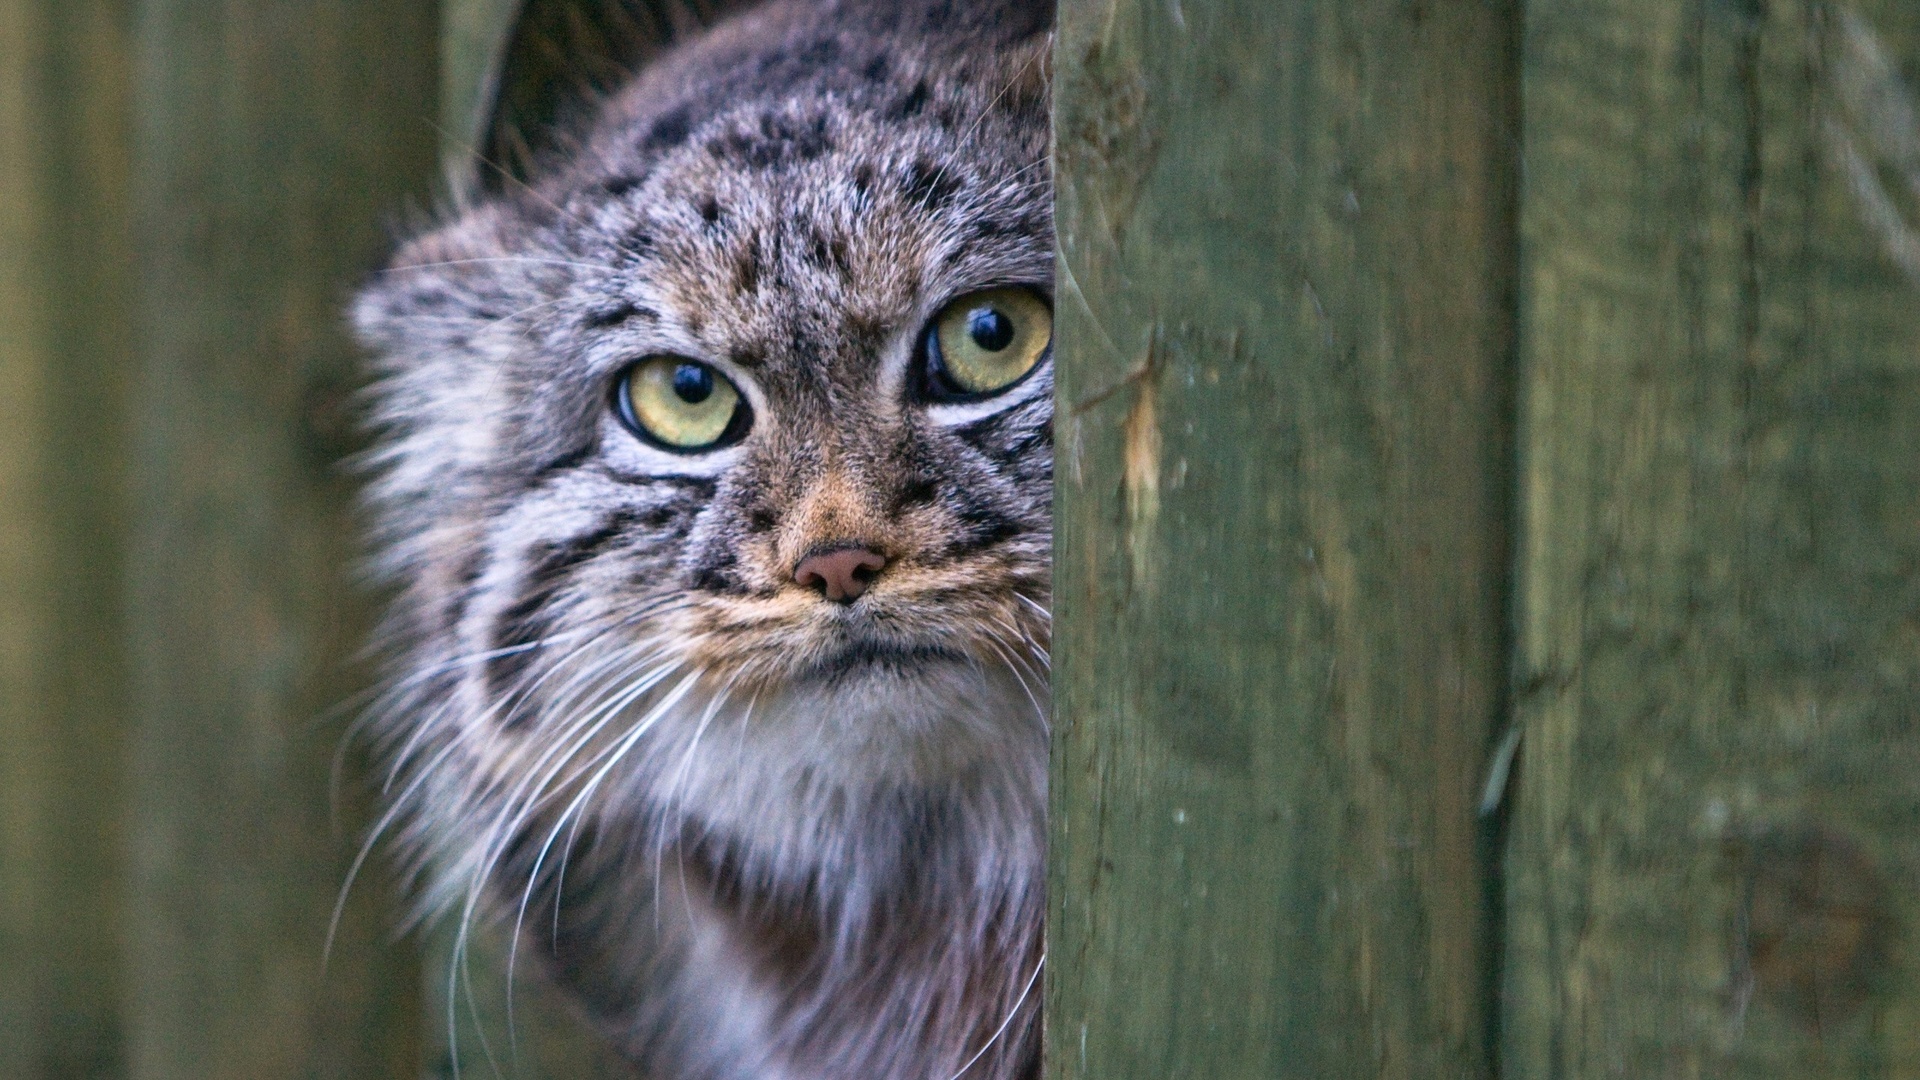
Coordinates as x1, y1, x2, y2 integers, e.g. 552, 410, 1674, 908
605, 654, 1047, 868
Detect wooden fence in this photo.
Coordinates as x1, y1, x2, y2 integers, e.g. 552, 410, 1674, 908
2, 0, 1918, 1076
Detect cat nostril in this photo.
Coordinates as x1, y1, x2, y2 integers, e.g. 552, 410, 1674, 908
793, 546, 888, 604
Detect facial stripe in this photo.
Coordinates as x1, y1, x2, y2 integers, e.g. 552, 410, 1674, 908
487, 509, 645, 709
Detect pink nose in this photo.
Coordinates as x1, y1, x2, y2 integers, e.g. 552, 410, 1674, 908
793, 546, 888, 603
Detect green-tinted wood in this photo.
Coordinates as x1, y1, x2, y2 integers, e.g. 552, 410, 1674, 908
443, 0, 521, 194
123, 2, 438, 1076
0, 1, 134, 1076
1505, 0, 1920, 1074
1049, 1, 1516, 1077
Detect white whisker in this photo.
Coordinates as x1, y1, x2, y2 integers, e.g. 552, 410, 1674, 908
949, 951, 1044, 1080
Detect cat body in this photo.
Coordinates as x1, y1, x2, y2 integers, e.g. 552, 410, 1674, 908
353, 2, 1053, 1076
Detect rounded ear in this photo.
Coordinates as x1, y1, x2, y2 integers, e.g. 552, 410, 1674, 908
468, 0, 759, 194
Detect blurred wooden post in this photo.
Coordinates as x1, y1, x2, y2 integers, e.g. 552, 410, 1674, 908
0, 1, 133, 1075
1048, 1, 1518, 1077
442, 0, 521, 195
121, 2, 437, 1075
1504, 0, 1920, 1074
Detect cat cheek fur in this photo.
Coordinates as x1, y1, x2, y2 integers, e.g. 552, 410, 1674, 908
352, 2, 1055, 1078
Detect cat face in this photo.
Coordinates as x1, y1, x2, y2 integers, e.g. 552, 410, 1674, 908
575, 101, 1055, 695
354, 1, 1052, 866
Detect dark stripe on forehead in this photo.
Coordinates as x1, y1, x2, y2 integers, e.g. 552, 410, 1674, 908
889, 81, 931, 120
623, 224, 656, 256
704, 110, 834, 171
805, 228, 852, 278
599, 173, 643, 196
901, 158, 962, 210
643, 105, 695, 151
734, 241, 762, 294
582, 301, 656, 329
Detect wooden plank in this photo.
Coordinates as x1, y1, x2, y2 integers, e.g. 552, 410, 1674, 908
0, 1, 134, 1076
1505, 0, 1920, 1074
441, 0, 521, 195
1048, 1, 1517, 1076
123, 3, 438, 1076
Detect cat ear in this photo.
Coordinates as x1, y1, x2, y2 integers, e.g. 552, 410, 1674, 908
909, 0, 1053, 43
467, 0, 758, 196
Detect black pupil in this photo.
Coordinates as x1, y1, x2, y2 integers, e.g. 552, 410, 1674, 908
672, 363, 714, 404
966, 307, 1016, 352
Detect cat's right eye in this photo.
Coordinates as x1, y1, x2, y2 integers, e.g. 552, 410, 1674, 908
614, 357, 750, 452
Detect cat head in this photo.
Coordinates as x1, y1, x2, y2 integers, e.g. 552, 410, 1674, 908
352, 0, 1054, 847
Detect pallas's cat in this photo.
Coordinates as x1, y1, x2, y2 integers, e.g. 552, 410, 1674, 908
352, 1, 1053, 1076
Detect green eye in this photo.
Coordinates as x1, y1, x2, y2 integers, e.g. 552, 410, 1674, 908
615, 357, 747, 451
924, 287, 1052, 399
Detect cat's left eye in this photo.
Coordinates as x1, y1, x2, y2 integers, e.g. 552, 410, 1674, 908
614, 357, 749, 451
920, 287, 1052, 401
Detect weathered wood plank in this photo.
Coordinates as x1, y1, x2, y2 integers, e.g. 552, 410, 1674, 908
1048, 1, 1517, 1076
442, 0, 523, 193
123, 2, 439, 1075
0, 1, 133, 1075
1505, 0, 1920, 1073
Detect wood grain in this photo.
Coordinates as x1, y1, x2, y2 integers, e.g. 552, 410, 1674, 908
442, 0, 523, 195
123, 2, 438, 1075
1048, 0, 1518, 1076
1504, 0, 1920, 1073
0, 1, 134, 1075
